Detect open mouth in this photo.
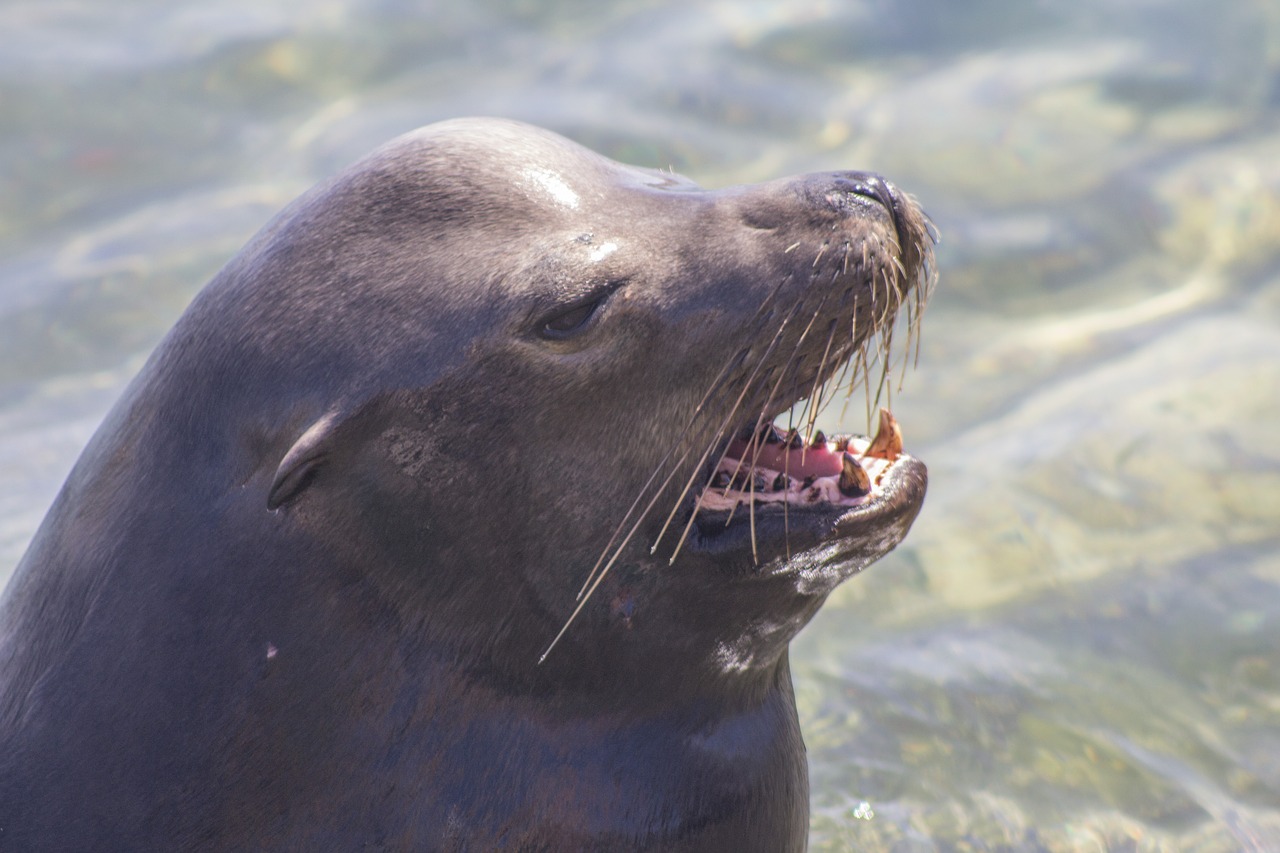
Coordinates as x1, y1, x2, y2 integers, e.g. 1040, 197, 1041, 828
697, 408, 906, 515
680, 403, 927, 578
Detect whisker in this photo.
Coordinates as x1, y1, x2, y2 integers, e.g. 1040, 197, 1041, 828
890, 254, 907, 281
669, 289, 826, 566
708, 295, 824, 563
899, 283, 917, 393
742, 296, 826, 472
748, 456, 758, 565
652, 305, 798, 558
575, 349, 743, 600
810, 374, 839, 425
723, 295, 827, 498
719, 413, 764, 500
869, 266, 900, 410
665, 423, 741, 565
862, 338, 874, 428
783, 404, 793, 560
812, 242, 828, 269
539, 572, 606, 665
873, 322, 895, 413
575, 443, 692, 598
912, 279, 925, 368
573, 270, 800, 601
837, 301, 862, 427
800, 304, 840, 465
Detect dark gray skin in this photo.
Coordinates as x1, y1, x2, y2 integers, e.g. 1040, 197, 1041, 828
0, 118, 930, 850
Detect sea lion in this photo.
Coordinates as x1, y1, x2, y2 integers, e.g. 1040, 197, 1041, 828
0, 118, 932, 850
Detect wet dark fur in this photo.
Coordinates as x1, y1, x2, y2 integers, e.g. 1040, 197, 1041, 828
0, 119, 930, 850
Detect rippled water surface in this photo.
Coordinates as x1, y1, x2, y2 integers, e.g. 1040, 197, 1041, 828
3, 1, 1279, 848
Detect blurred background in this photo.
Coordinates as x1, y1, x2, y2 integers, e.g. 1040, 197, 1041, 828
2, 0, 1279, 848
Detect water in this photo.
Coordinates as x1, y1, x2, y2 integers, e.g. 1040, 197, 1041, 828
3, 0, 1279, 848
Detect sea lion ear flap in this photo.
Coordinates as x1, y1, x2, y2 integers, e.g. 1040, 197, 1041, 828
268, 412, 342, 510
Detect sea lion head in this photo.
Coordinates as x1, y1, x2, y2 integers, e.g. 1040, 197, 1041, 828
180, 117, 932, 699
0, 117, 936, 848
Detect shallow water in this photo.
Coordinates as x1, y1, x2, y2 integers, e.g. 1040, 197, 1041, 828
3, 0, 1279, 848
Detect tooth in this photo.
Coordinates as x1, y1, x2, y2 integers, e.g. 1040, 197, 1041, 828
801, 474, 815, 489
771, 473, 788, 492
785, 429, 803, 450
863, 408, 903, 461
762, 424, 784, 444
810, 430, 827, 449
839, 452, 872, 497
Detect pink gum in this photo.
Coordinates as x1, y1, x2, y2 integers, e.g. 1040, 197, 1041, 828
723, 439, 844, 479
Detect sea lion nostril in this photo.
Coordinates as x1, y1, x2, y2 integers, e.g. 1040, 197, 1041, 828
829, 173, 906, 249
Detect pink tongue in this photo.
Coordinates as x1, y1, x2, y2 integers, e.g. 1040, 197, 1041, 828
724, 438, 844, 479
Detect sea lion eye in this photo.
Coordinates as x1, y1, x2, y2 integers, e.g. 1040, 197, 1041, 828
538, 280, 624, 339
541, 299, 602, 337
